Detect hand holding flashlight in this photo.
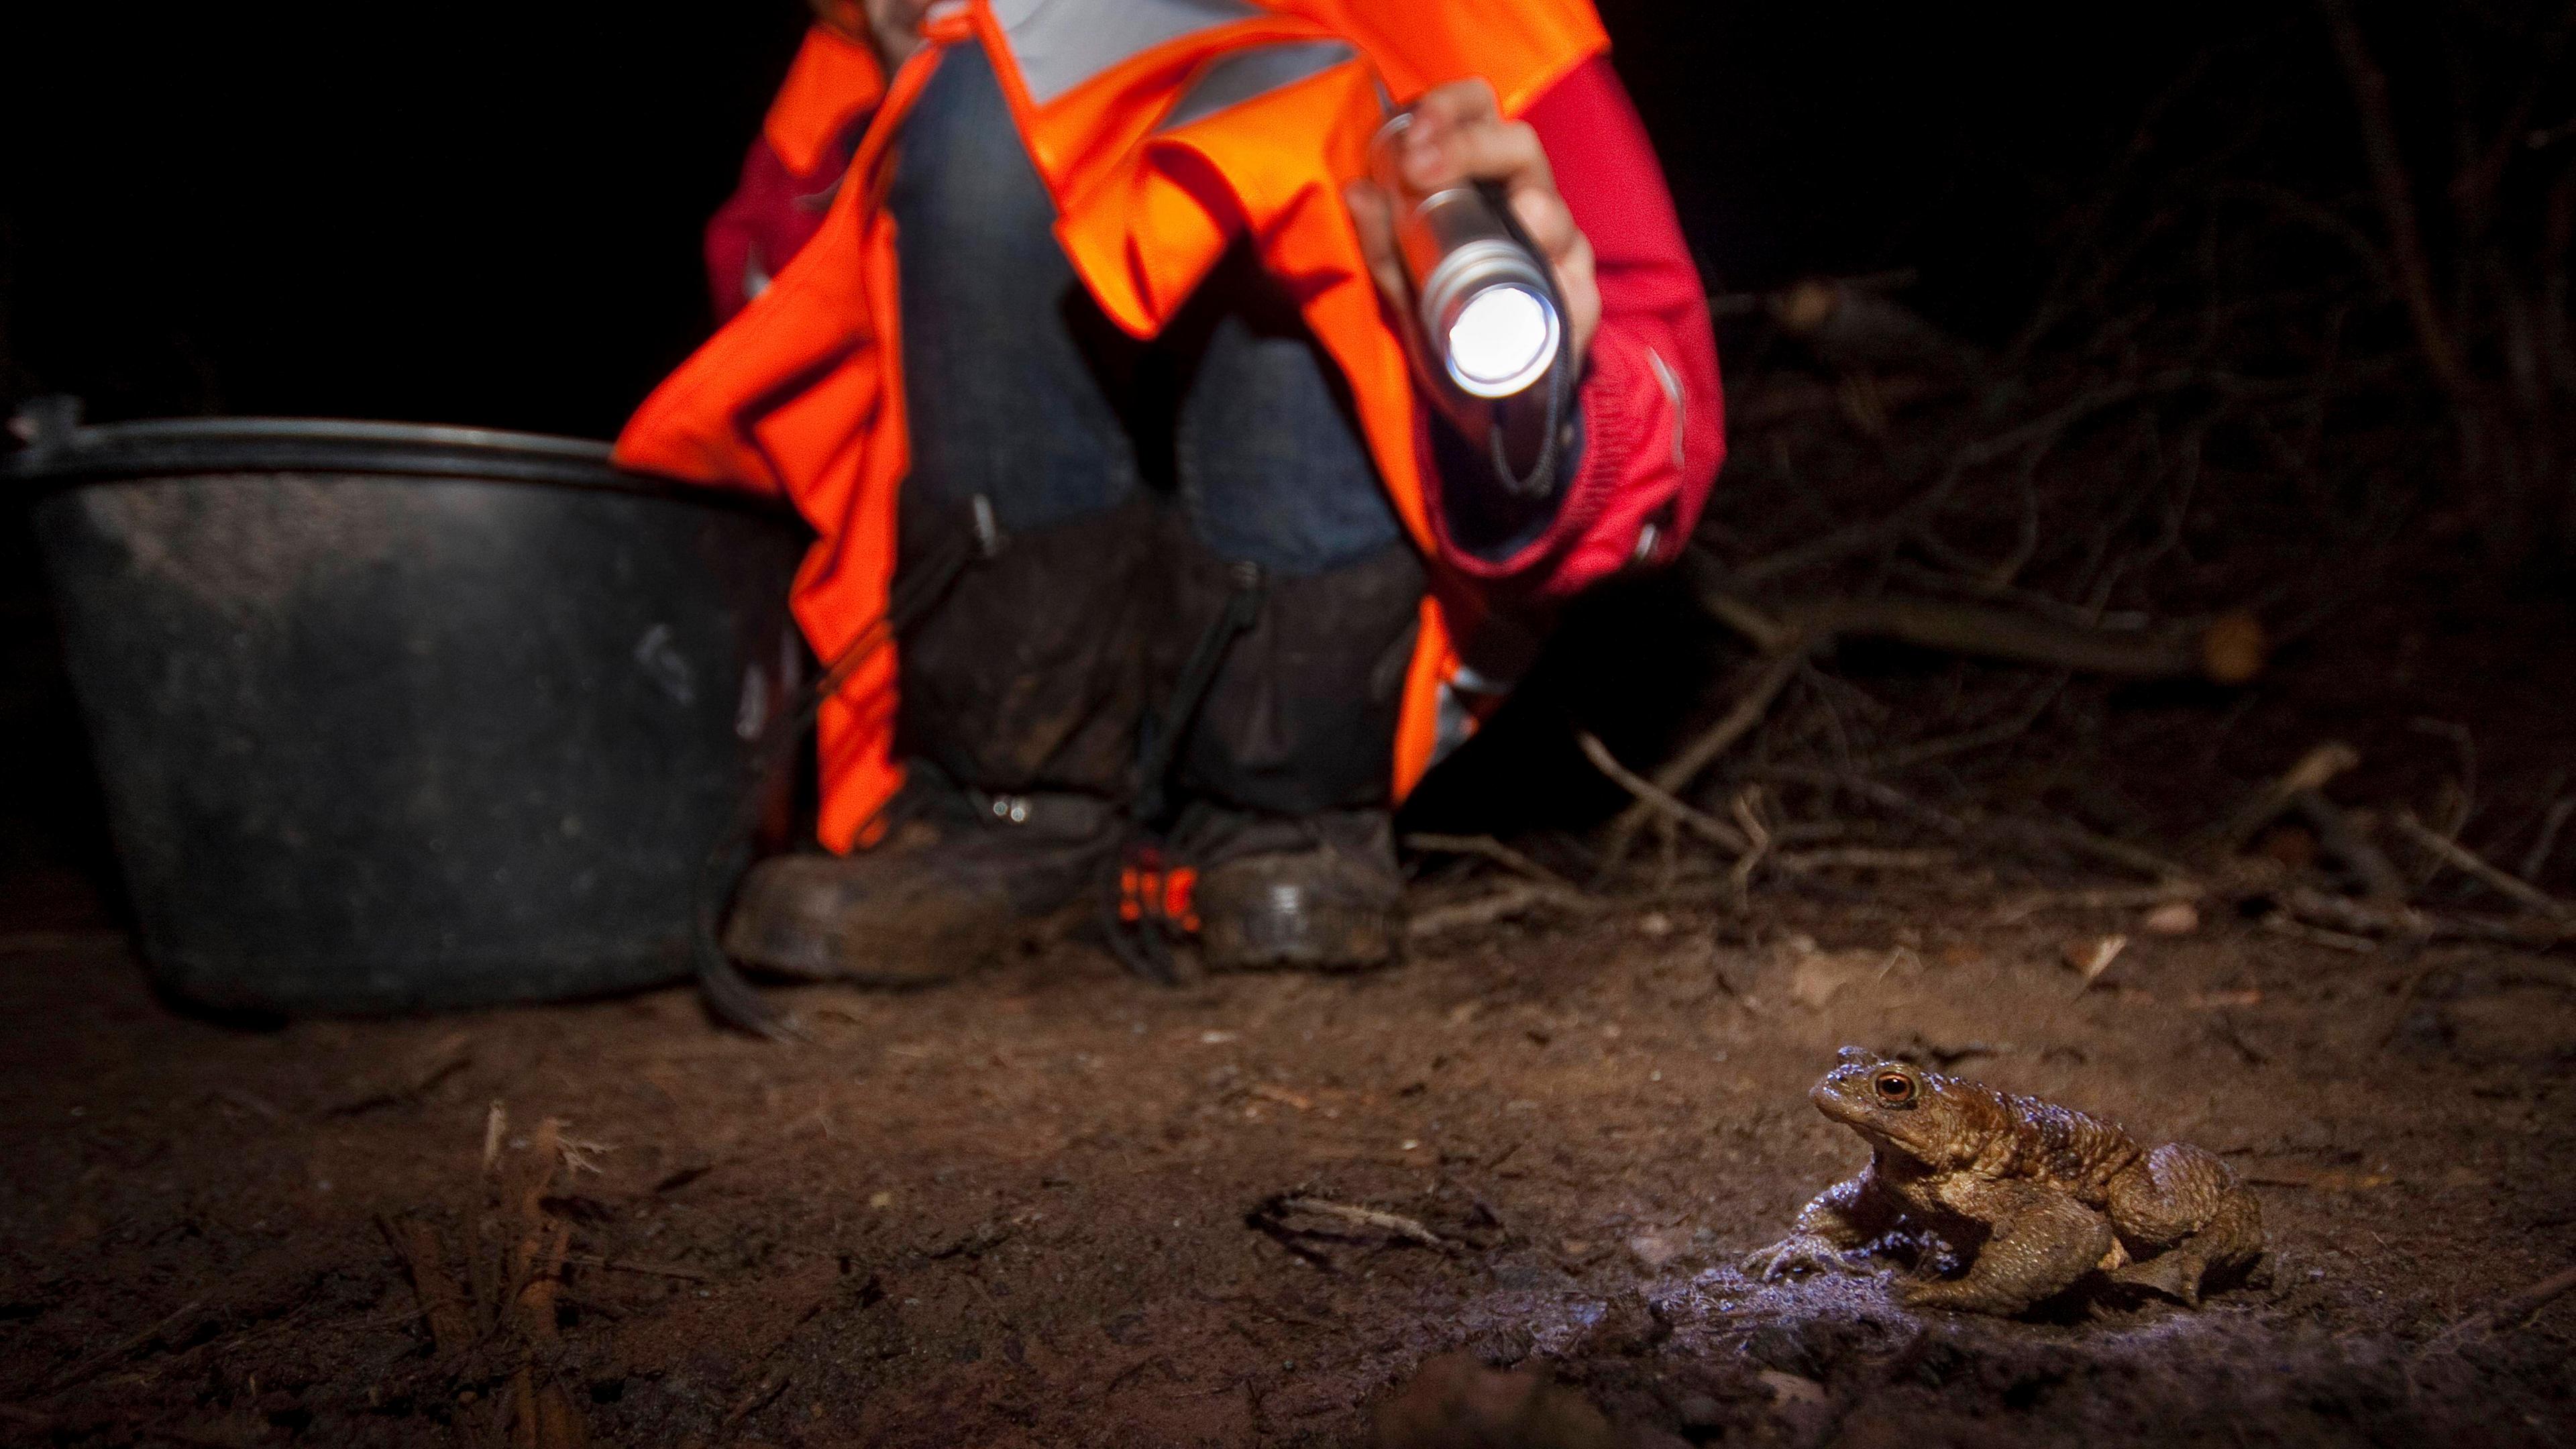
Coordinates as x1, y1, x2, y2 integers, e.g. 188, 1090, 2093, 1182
809, 0, 937, 69
1345, 78, 1601, 396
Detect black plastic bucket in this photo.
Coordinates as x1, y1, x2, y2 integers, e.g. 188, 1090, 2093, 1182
11, 417, 810, 1013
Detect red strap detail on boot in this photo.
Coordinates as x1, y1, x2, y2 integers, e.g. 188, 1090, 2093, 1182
1116, 849, 1200, 934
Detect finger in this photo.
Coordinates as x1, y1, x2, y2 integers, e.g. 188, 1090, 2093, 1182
1507, 186, 1579, 263
1402, 115, 1554, 198
1342, 180, 1411, 306
1555, 231, 1600, 364
1403, 76, 1501, 137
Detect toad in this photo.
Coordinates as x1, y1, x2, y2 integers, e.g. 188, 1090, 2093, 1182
1743, 1048, 2264, 1315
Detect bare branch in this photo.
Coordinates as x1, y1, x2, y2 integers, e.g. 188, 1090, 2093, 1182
2395, 810, 2576, 920
1579, 731, 1751, 857
1401, 834, 1582, 894
2316, 0, 2469, 394
1729, 594, 2265, 684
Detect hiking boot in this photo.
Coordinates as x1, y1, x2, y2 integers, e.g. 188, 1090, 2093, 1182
724, 786, 1118, 985
1181, 808, 1405, 971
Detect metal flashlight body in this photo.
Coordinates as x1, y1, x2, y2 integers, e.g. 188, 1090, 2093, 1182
1368, 112, 1566, 401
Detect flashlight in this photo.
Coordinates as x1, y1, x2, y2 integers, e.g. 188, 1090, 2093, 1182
1369, 113, 1566, 401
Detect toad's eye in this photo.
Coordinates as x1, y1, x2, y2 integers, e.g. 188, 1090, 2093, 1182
1872, 1070, 1918, 1105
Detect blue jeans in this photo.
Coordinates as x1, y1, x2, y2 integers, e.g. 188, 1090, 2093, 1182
885, 44, 1423, 814
890, 44, 1403, 575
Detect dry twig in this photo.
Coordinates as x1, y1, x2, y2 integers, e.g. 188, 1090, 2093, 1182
2519, 797, 2574, 883
1774, 847, 1953, 873
331, 1032, 474, 1116
1750, 765, 1979, 845
2394, 810, 2576, 921
1578, 731, 1751, 857
382, 1217, 474, 1354
500, 1119, 584, 1449
2428, 1263, 2576, 1346
2294, 791, 2410, 902
2216, 742, 2362, 849
2316, 0, 2467, 393
1408, 882, 1597, 939
1401, 834, 1580, 893
722, 1372, 794, 1431
1264, 1196, 1465, 1254
481, 1101, 508, 1175
561, 1254, 712, 1283
40, 1299, 204, 1394
2263, 912, 2380, 954
1713, 592, 2263, 684
1599, 646, 1808, 863
1989, 818, 2194, 881
1993, 881, 2206, 923
2275, 885, 2430, 943
1727, 787, 1773, 908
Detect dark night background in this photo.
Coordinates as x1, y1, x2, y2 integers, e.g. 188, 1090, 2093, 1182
1, 2, 2263, 436
0, 1, 2335, 919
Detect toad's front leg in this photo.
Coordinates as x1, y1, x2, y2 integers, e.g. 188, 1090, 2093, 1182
1743, 1167, 1902, 1281
1901, 1179, 2113, 1316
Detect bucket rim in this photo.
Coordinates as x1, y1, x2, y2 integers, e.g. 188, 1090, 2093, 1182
33, 416, 617, 461
7, 416, 791, 518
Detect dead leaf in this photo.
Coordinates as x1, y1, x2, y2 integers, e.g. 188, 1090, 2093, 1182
1786, 945, 1886, 1009
2061, 934, 2129, 987
1758, 1370, 1826, 1408
2142, 901, 2202, 936
1626, 1230, 1688, 1271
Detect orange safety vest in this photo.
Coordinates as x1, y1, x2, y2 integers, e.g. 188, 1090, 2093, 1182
762, 22, 885, 178
616, 0, 1609, 851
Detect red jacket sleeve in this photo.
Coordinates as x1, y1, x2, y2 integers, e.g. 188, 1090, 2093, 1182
705, 136, 843, 323
1421, 55, 1723, 601
705, 26, 885, 323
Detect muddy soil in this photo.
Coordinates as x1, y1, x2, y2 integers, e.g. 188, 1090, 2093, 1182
1, 875, 2571, 1448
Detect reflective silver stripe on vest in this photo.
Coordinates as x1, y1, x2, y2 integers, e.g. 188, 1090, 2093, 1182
987, 0, 1260, 105
1158, 39, 1359, 131
1645, 343, 1688, 471
1430, 663, 1512, 769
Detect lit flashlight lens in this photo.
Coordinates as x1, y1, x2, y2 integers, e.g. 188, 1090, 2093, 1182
1444, 284, 1559, 398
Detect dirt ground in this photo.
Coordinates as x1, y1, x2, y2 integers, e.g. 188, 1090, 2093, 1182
2, 870, 2571, 1448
